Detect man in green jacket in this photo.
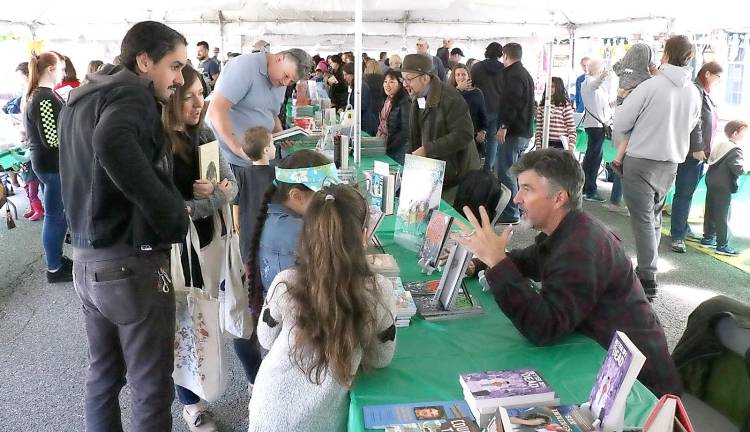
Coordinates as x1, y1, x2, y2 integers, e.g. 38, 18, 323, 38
401, 54, 480, 204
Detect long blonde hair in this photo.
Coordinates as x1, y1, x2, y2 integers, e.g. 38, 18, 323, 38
288, 184, 381, 386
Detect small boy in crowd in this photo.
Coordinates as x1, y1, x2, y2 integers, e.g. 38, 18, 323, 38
233, 127, 277, 264
701, 120, 748, 256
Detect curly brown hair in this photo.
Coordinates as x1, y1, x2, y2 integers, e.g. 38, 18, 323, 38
288, 184, 382, 386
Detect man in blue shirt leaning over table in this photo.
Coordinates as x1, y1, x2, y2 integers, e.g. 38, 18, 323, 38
455, 148, 682, 398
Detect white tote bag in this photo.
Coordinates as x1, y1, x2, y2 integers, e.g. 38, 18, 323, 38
217, 205, 254, 338
193, 210, 226, 298
171, 221, 227, 402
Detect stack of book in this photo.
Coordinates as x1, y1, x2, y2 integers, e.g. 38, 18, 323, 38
361, 136, 387, 157
487, 331, 648, 432
388, 277, 417, 327
459, 368, 559, 428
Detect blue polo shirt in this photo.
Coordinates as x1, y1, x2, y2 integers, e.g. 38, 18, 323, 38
208, 52, 287, 167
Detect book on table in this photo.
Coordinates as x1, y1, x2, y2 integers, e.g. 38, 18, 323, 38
459, 368, 559, 427
584, 330, 646, 431
197, 140, 220, 182
272, 126, 312, 142
387, 277, 417, 327
418, 210, 454, 272
394, 154, 446, 252
490, 405, 597, 432
488, 331, 647, 432
385, 417, 480, 432
642, 394, 694, 432
363, 400, 475, 430
407, 244, 482, 321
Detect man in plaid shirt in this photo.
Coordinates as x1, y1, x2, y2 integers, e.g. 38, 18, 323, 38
457, 149, 682, 397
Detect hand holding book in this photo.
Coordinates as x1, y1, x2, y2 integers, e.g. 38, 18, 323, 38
454, 206, 512, 269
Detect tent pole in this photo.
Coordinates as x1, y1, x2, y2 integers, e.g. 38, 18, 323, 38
218, 10, 225, 60
354, 0, 363, 164
541, 39, 553, 149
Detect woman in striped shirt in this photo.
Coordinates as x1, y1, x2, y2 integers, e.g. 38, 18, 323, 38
534, 77, 577, 152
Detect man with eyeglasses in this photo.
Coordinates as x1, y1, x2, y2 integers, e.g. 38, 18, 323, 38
206, 48, 313, 175
401, 54, 479, 204
416, 38, 447, 81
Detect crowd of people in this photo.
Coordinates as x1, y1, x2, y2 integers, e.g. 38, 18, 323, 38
2, 18, 747, 432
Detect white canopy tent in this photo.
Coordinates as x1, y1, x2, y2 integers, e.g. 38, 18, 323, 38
2, 1, 749, 149
2, 1, 748, 54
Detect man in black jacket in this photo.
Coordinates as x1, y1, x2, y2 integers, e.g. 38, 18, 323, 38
496, 42, 535, 224
58, 21, 189, 432
471, 42, 504, 173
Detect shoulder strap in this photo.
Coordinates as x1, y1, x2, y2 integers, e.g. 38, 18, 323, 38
584, 107, 607, 127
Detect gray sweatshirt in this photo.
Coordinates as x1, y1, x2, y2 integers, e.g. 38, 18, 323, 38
614, 63, 702, 163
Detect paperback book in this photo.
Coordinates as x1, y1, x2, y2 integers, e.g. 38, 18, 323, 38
493, 405, 596, 432
586, 331, 646, 431
363, 400, 474, 430
460, 369, 558, 414
272, 126, 312, 142
388, 277, 417, 327
385, 417, 480, 432
198, 140, 220, 182
394, 155, 446, 252
418, 211, 454, 272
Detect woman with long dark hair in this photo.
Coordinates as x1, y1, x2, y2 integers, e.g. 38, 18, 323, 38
376, 69, 411, 164
533, 76, 577, 151
449, 63, 488, 153
24, 50, 72, 283
163, 64, 238, 431
326, 54, 349, 110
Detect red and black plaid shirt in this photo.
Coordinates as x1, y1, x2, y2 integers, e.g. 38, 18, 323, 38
485, 210, 682, 397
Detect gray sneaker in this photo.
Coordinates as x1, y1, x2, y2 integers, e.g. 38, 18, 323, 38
584, 193, 606, 202
671, 240, 686, 253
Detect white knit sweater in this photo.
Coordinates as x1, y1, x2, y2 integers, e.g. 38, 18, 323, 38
247, 269, 397, 432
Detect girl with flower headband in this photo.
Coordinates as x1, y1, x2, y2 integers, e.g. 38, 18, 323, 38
241, 149, 338, 397
248, 183, 396, 431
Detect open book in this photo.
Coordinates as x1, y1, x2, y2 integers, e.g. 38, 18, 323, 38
272, 126, 311, 142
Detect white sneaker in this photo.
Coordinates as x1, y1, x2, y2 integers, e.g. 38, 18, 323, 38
604, 203, 629, 216
182, 403, 219, 432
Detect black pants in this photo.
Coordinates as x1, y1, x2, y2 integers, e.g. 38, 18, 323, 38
72, 249, 175, 432
703, 186, 732, 246
583, 127, 606, 196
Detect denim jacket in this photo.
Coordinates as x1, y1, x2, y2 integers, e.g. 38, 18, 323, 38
259, 203, 303, 293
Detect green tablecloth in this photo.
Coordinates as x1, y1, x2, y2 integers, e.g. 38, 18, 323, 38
348, 156, 657, 431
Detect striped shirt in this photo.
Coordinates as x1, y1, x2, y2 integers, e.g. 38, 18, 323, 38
534, 103, 577, 149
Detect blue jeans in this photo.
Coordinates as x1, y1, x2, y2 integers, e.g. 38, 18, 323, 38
610, 174, 623, 204
583, 127, 605, 196
496, 135, 531, 220
483, 112, 499, 173
175, 335, 263, 405
35, 171, 67, 270
670, 157, 704, 240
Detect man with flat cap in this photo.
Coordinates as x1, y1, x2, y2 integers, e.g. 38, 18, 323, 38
400, 53, 480, 204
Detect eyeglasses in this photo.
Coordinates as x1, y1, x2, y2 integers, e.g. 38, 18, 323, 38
401, 73, 424, 84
